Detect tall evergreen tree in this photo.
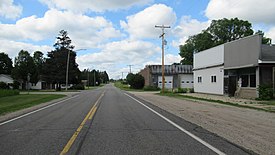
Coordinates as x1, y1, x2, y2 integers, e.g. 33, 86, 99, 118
42, 30, 80, 88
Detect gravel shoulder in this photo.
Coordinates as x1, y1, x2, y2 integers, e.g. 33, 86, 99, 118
130, 91, 275, 155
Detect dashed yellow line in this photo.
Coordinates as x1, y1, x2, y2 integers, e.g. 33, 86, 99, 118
60, 91, 105, 155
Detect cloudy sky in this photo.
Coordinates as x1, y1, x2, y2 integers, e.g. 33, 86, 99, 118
1, 0, 275, 79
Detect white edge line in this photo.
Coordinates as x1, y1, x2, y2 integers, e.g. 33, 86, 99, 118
124, 93, 226, 155
0, 95, 79, 126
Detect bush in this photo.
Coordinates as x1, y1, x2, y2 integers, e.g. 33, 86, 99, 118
257, 84, 273, 100
143, 85, 160, 91
0, 82, 9, 89
70, 84, 85, 90
12, 81, 20, 89
189, 88, 194, 93
177, 88, 188, 93
0, 89, 20, 98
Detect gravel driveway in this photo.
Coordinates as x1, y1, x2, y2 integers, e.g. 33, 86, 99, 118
130, 91, 275, 155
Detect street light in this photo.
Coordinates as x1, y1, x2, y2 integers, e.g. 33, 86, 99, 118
65, 48, 86, 91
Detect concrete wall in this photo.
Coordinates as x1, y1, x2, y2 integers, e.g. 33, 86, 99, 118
194, 44, 224, 69
224, 34, 261, 68
179, 74, 193, 88
194, 66, 224, 95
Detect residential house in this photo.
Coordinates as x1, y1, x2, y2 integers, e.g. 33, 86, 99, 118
193, 34, 275, 98
139, 65, 193, 89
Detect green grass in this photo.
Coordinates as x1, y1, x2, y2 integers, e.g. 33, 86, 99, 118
0, 89, 20, 98
0, 94, 66, 115
158, 92, 275, 113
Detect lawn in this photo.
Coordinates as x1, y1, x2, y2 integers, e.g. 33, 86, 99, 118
0, 94, 65, 115
114, 81, 143, 91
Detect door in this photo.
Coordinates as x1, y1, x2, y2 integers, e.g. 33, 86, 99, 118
228, 76, 237, 97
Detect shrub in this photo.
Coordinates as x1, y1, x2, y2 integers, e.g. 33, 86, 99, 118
0, 82, 9, 89
257, 84, 273, 100
70, 84, 85, 90
0, 89, 20, 98
12, 81, 20, 89
177, 88, 188, 93
189, 88, 194, 93
143, 85, 160, 91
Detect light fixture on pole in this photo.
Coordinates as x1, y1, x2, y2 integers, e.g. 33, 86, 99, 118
65, 48, 86, 91
155, 25, 170, 94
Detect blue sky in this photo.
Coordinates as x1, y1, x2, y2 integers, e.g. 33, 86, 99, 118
1, 0, 275, 79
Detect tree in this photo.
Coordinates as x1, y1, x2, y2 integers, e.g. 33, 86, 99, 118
0, 52, 13, 74
126, 73, 145, 89
42, 30, 80, 88
255, 30, 272, 44
207, 18, 253, 45
32, 51, 44, 84
12, 50, 36, 89
179, 31, 214, 65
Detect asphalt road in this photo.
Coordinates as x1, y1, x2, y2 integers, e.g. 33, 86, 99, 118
0, 84, 254, 155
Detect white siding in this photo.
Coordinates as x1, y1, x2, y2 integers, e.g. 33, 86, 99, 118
30, 81, 42, 90
194, 44, 224, 69
0, 75, 13, 84
194, 66, 224, 95
179, 74, 193, 88
158, 76, 173, 89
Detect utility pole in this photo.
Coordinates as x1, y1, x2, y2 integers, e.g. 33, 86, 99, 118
155, 25, 170, 94
127, 65, 133, 73
87, 68, 90, 89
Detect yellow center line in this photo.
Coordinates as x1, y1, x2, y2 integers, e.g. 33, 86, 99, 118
60, 91, 105, 155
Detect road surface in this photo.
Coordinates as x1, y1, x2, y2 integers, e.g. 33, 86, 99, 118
0, 84, 254, 155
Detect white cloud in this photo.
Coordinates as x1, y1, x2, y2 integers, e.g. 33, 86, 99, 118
0, 9, 121, 49
0, 0, 22, 19
266, 27, 275, 44
0, 39, 52, 60
205, 0, 275, 24
77, 39, 160, 78
39, 0, 152, 12
172, 16, 210, 46
120, 4, 176, 39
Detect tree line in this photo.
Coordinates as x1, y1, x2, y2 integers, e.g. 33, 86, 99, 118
0, 30, 109, 90
179, 18, 272, 65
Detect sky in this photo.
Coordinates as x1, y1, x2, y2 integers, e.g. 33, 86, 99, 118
1, 0, 275, 79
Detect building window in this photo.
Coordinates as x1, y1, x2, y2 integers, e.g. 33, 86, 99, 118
211, 76, 217, 83
198, 76, 202, 83
241, 75, 249, 87
169, 81, 172, 83
191, 81, 194, 83
250, 74, 256, 87
159, 81, 162, 83
186, 81, 189, 83
181, 81, 184, 83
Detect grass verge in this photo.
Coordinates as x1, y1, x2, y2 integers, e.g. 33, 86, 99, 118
158, 92, 275, 113
0, 94, 66, 115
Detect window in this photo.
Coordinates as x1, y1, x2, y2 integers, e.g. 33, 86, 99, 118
211, 76, 217, 83
191, 81, 194, 83
169, 81, 172, 83
241, 75, 249, 87
159, 81, 162, 83
198, 76, 202, 83
181, 81, 184, 83
186, 81, 189, 83
250, 74, 256, 87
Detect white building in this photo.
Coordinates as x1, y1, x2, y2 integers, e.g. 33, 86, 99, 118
193, 34, 275, 98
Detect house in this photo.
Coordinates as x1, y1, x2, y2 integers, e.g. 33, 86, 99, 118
139, 65, 193, 89
193, 34, 275, 98
0, 74, 14, 85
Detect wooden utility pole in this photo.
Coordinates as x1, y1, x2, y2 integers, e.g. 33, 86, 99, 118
155, 25, 170, 94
